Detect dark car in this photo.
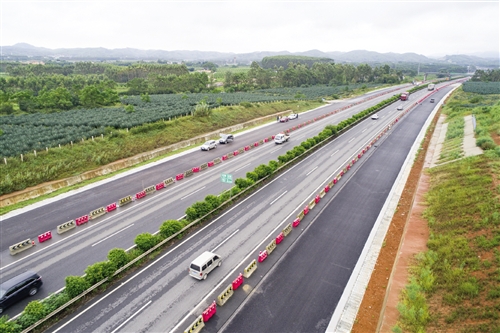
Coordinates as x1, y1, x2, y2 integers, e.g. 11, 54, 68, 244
0, 271, 42, 314
219, 133, 234, 144
430, 98, 435, 103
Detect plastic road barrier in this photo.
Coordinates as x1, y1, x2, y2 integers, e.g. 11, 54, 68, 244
259, 139, 265, 144
292, 218, 301, 228
297, 210, 305, 221
164, 177, 174, 186
176, 174, 184, 181
118, 195, 133, 207
315, 194, 321, 203
238, 148, 244, 154
202, 301, 217, 322
254, 142, 259, 147
213, 157, 222, 164
282, 223, 293, 237
221, 155, 228, 161
200, 163, 208, 171
75, 215, 89, 226
243, 259, 257, 278
303, 205, 310, 215
266, 239, 277, 255
106, 203, 117, 212
207, 161, 214, 167
192, 166, 200, 173
258, 250, 268, 263
155, 182, 165, 191
9, 239, 34, 255
244, 146, 250, 151
89, 207, 106, 220
135, 191, 146, 200
144, 185, 156, 194
37, 231, 52, 243
324, 185, 330, 193
183, 315, 204, 333
216, 284, 234, 306
276, 232, 284, 244
227, 152, 233, 159
57, 220, 76, 234
232, 273, 244, 290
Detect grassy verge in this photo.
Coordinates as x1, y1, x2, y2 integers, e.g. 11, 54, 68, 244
393, 89, 500, 333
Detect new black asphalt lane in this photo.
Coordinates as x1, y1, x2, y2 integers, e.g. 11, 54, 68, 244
218, 90, 450, 332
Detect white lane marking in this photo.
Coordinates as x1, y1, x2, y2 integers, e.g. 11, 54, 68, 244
348, 137, 355, 143
92, 224, 135, 247
306, 166, 318, 176
294, 134, 305, 140
234, 163, 251, 173
269, 191, 288, 205
109, 300, 152, 333
180, 186, 206, 200
212, 229, 239, 252
330, 149, 339, 157
362, 128, 367, 133
269, 146, 282, 154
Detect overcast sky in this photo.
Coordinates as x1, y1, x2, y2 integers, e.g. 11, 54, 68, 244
1, 0, 499, 58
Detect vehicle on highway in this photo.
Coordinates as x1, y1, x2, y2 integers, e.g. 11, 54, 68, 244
0, 271, 42, 314
397, 105, 403, 110
274, 133, 290, 144
219, 133, 234, 144
371, 114, 379, 120
200, 140, 217, 151
279, 116, 289, 123
189, 251, 222, 280
428, 83, 435, 91
400, 92, 410, 101
430, 98, 435, 103
288, 113, 299, 120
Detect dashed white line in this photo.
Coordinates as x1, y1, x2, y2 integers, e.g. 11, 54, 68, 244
92, 224, 135, 247
362, 128, 367, 133
331, 149, 339, 157
180, 186, 206, 200
306, 166, 318, 176
269, 191, 288, 205
212, 229, 239, 252
348, 137, 355, 143
110, 300, 152, 333
234, 163, 251, 172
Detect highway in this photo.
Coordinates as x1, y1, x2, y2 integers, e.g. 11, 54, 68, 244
38, 83, 458, 332
0, 85, 412, 319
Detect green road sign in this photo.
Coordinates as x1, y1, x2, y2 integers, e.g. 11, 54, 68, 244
221, 173, 233, 184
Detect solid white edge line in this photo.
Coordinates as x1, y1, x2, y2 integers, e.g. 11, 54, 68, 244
269, 191, 288, 206
109, 300, 152, 333
180, 186, 206, 200
211, 229, 239, 253
92, 224, 134, 247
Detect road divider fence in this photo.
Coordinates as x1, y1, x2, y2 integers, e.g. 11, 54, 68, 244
106, 202, 117, 212
216, 284, 234, 306
232, 273, 244, 290
243, 259, 257, 278
276, 232, 284, 244
164, 177, 174, 186
75, 215, 89, 226
89, 207, 106, 220
202, 301, 217, 322
118, 195, 133, 206
183, 315, 204, 333
266, 239, 277, 255
258, 250, 268, 262
37, 231, 52, 243
144, 185, 156, 195
57, 220, 76, 234
9, 239, 34, 255
282, 223, 292, 236
135, 191, 146, 200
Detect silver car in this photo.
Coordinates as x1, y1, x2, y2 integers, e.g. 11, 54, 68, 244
201, 140, 217, 151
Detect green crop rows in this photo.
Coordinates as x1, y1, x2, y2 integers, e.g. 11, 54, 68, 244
462, 82, 500, 94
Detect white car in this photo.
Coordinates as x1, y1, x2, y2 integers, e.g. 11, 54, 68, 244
371, 114, 379, 120
397, 105, 403, 110
201, 140, 217, 151
288, 113, 298, 120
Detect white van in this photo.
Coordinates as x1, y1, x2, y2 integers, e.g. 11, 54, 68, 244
189, 251, 222, 280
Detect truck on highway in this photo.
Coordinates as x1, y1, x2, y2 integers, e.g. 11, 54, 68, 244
400, 92, 410, 101
427, 83, 435, 91
274, 133, 290, 144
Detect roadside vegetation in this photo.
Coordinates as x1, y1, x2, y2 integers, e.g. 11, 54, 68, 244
393, 74, 500, 332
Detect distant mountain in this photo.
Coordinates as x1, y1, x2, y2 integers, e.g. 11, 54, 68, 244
1, 43, 498, 68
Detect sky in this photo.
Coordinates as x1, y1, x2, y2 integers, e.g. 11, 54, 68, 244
1, 0, 499, 58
